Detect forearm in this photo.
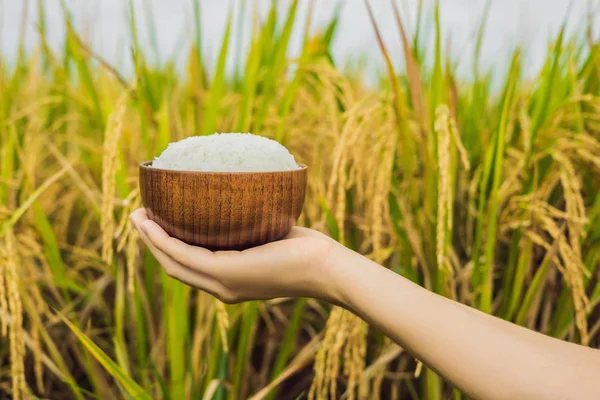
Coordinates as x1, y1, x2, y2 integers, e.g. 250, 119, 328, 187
325, 247, 600, 400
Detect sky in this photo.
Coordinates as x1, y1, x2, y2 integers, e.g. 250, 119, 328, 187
1, 0, 598, 85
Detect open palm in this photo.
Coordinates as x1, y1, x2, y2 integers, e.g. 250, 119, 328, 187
130, 208, 337, 303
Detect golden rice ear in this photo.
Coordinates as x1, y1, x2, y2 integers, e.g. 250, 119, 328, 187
552, 151, 590, 345
126, 228, 140, 295
215, 300, 230, 354
101, 90, 130, 266
309, 307, 343, 400
3, 230, 27, 400
309, 308, 368, 400
434, 105, 456, 296
0, 238, 7, 339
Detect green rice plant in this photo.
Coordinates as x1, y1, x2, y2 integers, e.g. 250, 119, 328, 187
61, 314, 152, 400
1, 1, 600, 399
201, 8, 233, 135
253, 0, 299, 133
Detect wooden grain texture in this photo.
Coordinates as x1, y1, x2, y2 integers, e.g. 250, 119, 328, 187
139, 161, 307, 250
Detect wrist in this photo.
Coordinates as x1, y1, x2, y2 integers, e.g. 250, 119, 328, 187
301, 239, 345, 305
318, 245, 395, 313
313, 243, 367, 309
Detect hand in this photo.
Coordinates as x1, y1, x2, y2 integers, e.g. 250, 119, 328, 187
129, 208, 341, 304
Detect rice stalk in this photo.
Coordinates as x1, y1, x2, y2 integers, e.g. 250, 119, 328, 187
192, 291, 214, 383
557, 236, 590, 344
309, 306, 343, 400
533, 201, 590, 344
551, 150, 590, 342
14, 238, 49, 394
126, 229, 140, 294
434, 105, 454, 293
414, 361, 423, 378
32, 319, 44, 393
343, 316, 368, 400
326, 101, 370, 244
325, 309, 346, 399
215, 300, 230, 354
310, 306, 369, 400
0, 240, 7, 338
114, 190, 141, 294
368, 361, 385, 400
448, 114, 470, 172
101, 90, 131, 265
115, 190, 140, 248
369, 118, 396, 265
5, 230, 27, 400
3, 1, 600, 397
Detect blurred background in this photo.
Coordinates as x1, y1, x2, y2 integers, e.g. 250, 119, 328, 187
2, 0, 598, 84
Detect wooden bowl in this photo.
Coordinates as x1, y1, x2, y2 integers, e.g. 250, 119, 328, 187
139, 161, 307, 251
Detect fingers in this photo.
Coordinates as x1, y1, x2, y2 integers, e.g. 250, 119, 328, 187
129, 207, 148, 224
139, 218, 225, 275
130, 209, 225, 297
133, 210, 251, 275
131, 208, 215, 269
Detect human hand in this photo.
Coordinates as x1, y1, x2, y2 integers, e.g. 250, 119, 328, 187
129, 208, 341, 304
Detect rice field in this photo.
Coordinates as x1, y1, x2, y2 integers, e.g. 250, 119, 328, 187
1, 1, 600, 399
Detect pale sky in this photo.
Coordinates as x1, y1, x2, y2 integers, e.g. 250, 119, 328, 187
1, 1, 597, 84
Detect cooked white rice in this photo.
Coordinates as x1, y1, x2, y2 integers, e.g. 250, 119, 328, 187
152, 133, 299, 172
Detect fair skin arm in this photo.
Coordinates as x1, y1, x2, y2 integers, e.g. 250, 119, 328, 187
130, 208, 600, 400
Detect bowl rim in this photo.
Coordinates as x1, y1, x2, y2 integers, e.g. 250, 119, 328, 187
139, 160, 307, 175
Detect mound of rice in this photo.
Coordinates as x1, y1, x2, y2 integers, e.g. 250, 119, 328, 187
152, 133, 298, 172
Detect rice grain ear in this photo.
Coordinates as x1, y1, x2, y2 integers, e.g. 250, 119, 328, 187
126, 228, 140, 294
215, 300, 230, 354
32, 316, 44, 393
101, 91, 130, 266
0, 242, 7, 338
5, 230, 27, 400
309, 307, 344, 400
